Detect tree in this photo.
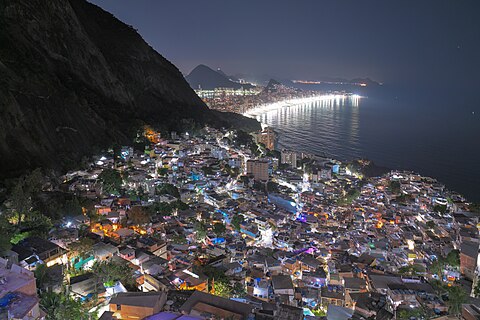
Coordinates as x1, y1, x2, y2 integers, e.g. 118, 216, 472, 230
266, 181, 279, 193
64, 197, 83, 217
128, 206, 150, 225
10, 180, 31, 223
92, 260, 136, 290
232, 282, 246, 298
173, 200, 189, 210
312, 309, 327, 317
24, 168, 43, 196
213, 223, 226, 236
156, 184, 180, 198
231, 215, 244, 231
446, 250, 460, 267
426, 220, 435, 229
397, 308, 424, 320
430, 259, 444, 278
202, 166, 215, 176
447, 285, 467, 315
157, 167, 168, 176
234, 130, 254, 147
213, 279, 233, 298
195, 221, 207, 241
433, 204, 447, 215
0, 217, 13, 254
389, 180, 401, 194
69, 238, 95, 260
21, 211, 53, 238
34, 264, 50, 291
98, 169, 123, 195
474, 282, 480, 298
40, 291, 91, 320
398, 264, 426, 276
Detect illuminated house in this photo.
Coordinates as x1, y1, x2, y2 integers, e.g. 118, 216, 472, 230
12, 237, 66, 270
109, 292, 166, 319
180, 291, 253, 320
0, 257, 44, 319
171, 269, 208, 292
302, 269, 327, 288
93, 242, 119, 262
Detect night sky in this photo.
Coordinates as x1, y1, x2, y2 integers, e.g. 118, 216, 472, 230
90, 0, 480, 89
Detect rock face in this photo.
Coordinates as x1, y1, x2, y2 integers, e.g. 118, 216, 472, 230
0, 0, 259, 177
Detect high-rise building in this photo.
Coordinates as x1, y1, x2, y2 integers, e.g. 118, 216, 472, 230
253, 127, 278, 151
281, 150, 298, 168
246, 159, 269, 181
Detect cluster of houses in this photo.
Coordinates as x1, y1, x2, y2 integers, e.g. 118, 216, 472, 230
1, 126, 479, 320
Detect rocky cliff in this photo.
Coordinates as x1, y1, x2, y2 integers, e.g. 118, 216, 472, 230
0, 0, 259, 177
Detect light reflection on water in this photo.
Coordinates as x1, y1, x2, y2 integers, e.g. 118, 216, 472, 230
255, 97, 361, 160
253, 94, 480, 202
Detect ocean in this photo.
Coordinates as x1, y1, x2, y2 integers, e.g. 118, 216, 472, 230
250, 86, 480, 202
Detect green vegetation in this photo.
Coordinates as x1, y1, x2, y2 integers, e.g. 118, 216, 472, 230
201, 166, 215, 176
194, 221, 208, 241
69, 238, 95, 260
397, 307, 425, 319
34, 264, 50, 291
157, 167, 169, 176
398, 264, 426, 276
92, 260, 136, 290
213, 222, 226, 236
147, 200, 188, 218
311, 309, 327, 317
429, 277, 467, 315
266, 181, 279, 193
429, 251, 459, 278
196, 265, 245, 298
40, 291, 92, 320
389, 180, 401, 194
128, 206, 150, 225
230, 214, 245, 231
156, 183, 180, 198
337, 188, 360, 205
223, 164, 240, 178
426, 220, 435, 229
446, 285, 468, 315
433, 204, 447, 215
233, 130, 254, 147
396, 193, 413, 204
445, 250, 460, 267
266, 149, 280, 159
98, 169, 123, 195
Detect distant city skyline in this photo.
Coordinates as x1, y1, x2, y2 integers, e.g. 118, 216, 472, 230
90, 0, 480, 90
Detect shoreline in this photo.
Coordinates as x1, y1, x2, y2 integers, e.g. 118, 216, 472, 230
242, 94, 361, 118
245, 96, 474, 202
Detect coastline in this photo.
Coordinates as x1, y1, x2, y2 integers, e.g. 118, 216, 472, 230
245, 95, 475, 202
242, 94, 361, 118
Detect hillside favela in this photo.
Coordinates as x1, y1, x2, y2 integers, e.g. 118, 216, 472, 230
0, 1, 479, 320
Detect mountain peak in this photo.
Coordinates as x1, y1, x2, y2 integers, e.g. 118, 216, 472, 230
0, 0, 259, 177
186, 64, 253, 90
